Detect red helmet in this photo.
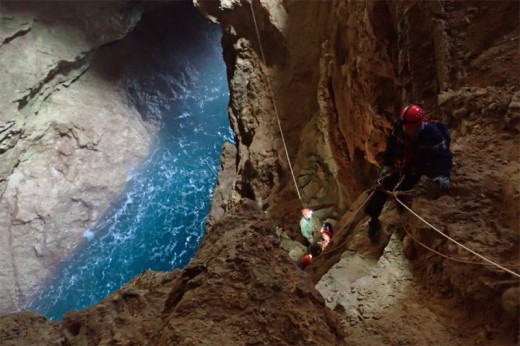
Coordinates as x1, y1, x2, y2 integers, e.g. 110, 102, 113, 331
301, 254, 312, 267
400, 104, 426, 130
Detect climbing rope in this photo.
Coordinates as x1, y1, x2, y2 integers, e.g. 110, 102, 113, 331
249, 1, 302, 202
389, 191, 520, 278
319, 173, 401, 256
399, 221, 520, 268
382, 175, 520, 274
315, 179, 520, 278
248, 2, 519, 278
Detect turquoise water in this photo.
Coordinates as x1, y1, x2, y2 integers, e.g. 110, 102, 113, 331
27, 4, 232, 321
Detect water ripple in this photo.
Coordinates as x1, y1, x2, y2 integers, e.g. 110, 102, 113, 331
26, 13, 234, 321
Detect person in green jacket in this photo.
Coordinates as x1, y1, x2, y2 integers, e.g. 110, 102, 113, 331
300, 208, 319, 245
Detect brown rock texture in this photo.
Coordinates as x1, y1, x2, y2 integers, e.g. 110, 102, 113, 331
199, 0, 519, 343
0, 0, 519, 344
0, 201, 344, 345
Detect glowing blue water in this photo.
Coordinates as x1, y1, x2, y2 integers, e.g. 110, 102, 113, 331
27, 7, 232, 321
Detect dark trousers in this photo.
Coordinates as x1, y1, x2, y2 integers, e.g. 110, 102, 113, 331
364, 172, 422, 220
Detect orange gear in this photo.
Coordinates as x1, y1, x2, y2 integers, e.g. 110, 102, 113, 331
301, 254, 312, 268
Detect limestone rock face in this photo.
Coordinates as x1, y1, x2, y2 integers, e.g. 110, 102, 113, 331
1, 0, 225, 313
198, 0, 519, 341
207, 142, 237, 227
0, 0, 154, 313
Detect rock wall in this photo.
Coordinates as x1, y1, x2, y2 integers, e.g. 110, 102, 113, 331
0, 0, 150, 313
199, 0, 519, 341
0, 1, 203, 313
0, 201, 345, 345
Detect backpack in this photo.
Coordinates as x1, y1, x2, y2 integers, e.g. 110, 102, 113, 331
429, 120, 451, 150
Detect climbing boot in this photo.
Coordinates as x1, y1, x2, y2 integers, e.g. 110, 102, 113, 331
368, 219, 380, 243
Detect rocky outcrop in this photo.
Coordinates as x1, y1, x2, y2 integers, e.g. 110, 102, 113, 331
0, 1, 208, 313
199, 0, 519, 342
206, 142, 237, 227
0, 201, 345, 345
0, 0, 153, 313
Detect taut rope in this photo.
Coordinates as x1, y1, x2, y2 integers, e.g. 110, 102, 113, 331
249, 1, 302, 202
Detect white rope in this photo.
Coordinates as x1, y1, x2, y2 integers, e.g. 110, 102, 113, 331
248, 0, 302, 202
392, 193, 520, 279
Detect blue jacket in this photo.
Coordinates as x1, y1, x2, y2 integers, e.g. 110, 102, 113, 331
383, 121, 452, 178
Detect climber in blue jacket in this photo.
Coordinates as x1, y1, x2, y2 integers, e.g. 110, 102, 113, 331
364, 104, 453, 242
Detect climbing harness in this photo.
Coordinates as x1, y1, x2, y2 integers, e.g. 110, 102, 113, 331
249, 1, 302, 202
